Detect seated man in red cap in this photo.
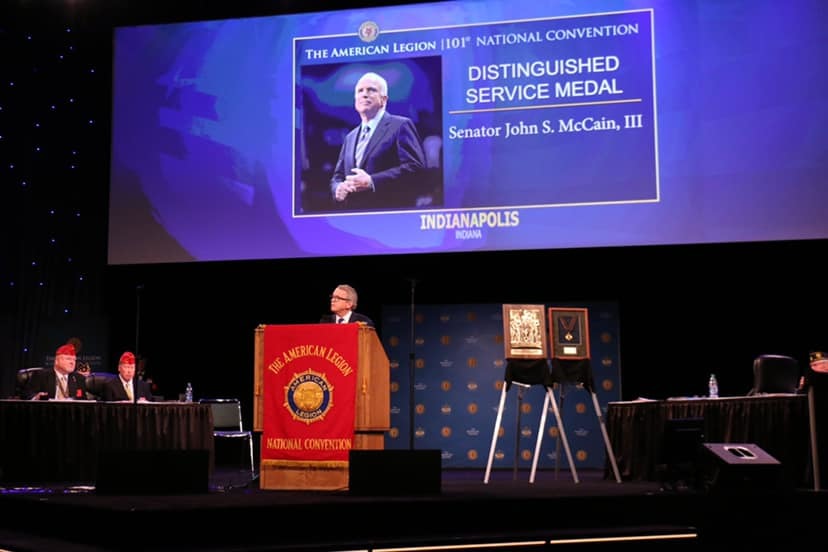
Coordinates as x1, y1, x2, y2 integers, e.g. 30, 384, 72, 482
101, 351, 154, 402
27, 343, 88, 400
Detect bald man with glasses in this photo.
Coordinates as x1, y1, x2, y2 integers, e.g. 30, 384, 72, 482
321, 284, 375, 327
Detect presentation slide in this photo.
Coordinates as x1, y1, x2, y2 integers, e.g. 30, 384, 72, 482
108, 0, 828, 264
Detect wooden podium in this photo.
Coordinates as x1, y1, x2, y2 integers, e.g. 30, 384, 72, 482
253, 323, 390, 490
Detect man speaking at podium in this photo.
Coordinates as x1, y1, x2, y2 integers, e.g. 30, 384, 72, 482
320, 284, 374, 328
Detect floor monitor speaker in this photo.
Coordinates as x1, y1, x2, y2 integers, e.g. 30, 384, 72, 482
349, 449, 441, 496
96, 449, 210, 494
701, 443, 786, 493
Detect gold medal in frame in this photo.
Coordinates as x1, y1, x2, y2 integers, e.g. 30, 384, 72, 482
502, 304, 548, 359
548, 307, 590, 359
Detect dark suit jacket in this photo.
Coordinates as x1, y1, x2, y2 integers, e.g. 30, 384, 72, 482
101, 377, 154, 402
26, 368, 87, 400
330, 112, 426, 210
320, 312, 375, 328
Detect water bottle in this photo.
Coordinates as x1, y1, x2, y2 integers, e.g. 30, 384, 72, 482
184, 382, 193, 403
708, 374, 719, 398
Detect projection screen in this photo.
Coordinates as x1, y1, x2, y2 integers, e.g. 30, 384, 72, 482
108, 0, 828, 264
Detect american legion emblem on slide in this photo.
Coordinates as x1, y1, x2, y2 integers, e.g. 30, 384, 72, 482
358, 21, 379, 43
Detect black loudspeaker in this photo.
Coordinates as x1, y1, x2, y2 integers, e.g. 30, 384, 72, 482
96, 449, 210, 495
701, 443, 786, 493
660, 418, 705, 490
349, 449, 441, 496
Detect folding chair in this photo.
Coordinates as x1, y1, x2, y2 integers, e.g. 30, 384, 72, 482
200, 398, 255, 476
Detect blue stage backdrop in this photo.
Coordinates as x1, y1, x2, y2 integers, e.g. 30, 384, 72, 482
381, 302, 621, 470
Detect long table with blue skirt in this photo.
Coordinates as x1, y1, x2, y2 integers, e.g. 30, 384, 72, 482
605, 394, 811, 487
0, 399, 214, 484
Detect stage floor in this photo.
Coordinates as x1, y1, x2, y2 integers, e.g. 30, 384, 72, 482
0, 467, 824, 551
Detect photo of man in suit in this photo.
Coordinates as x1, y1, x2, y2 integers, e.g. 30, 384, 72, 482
330, 71, 428, 211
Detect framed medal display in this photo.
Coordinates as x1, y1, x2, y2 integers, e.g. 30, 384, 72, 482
548, 307, 590, 359
502, 304, 548, 359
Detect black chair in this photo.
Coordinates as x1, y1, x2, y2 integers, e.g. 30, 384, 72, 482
749, 354, 800, 395
83, 372, 118, 400
199, 398, 255, 476
14, 367, 44, 399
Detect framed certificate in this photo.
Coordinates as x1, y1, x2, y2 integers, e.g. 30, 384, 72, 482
548, 307, 590, 359
502, 304, 548, 359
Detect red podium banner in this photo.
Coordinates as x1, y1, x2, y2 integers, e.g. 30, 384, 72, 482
262, 324, 358, 463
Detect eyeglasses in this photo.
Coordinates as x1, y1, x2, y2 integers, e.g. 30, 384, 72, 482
330, 295, 351, 302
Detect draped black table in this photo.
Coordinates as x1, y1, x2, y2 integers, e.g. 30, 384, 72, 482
606, 394, 811, 487
0, 400, 214, 484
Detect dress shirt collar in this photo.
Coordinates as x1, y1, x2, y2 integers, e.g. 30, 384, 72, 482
362, 109, 385, 133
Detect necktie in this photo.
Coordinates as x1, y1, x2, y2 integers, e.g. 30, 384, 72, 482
354, 126, 370, 166
337, 317, 345, 324
58, 376, 68, 399
125, 382, 134, 401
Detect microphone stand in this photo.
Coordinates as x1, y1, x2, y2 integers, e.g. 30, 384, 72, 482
407, 278, 417, 450
132, 286, 144, 458
135, 284, 144, 358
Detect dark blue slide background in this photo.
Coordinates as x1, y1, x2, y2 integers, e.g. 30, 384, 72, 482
109, 0, 828, 264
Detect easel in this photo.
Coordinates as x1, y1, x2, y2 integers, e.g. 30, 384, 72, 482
551, 382, 569, 481
483, 359, 579, 484
484, 305, 621, 484
483, 358, 622, 484
547, 357, 622, 484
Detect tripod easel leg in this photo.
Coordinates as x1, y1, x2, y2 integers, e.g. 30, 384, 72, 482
553, 384, 566, 480
484, 382, 509, 484
590, 391, 621, 483
514, 385, 526, 481
546, 386, 579, 483
529, 391, 551, 484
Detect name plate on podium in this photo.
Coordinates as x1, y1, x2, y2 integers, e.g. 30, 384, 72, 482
502, 304, 548, 359
548, 307, 590, 360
